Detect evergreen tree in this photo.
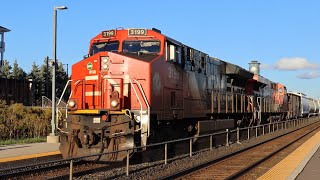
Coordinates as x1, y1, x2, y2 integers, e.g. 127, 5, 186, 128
56, 62, 69, 101
1, 60, 12, 77
38, 59, 69, 104
39, 58, 51, 100
28, 62, 41, 105
28, 62, 40, 80
12, 60, 26, 79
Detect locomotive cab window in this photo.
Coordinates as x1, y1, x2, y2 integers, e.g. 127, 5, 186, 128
90, 41, 119, 56
166, 42, 181, 64
122, 40, 160, 54
279, 87, 283, 94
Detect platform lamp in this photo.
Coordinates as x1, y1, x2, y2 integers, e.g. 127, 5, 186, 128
48, 5, 68, 143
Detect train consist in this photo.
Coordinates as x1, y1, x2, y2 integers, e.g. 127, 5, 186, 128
59, 28, 320, 160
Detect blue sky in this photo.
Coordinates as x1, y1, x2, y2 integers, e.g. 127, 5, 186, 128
2, 0, 320, 98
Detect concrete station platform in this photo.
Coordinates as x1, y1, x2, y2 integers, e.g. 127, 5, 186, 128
0, 142, 60, 163
296, 146, 320, 180
258, 130, 320, 180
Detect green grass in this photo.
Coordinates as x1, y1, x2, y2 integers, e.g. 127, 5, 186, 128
0, 137, 47, 146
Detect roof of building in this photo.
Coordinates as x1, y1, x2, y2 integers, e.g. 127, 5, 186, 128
0, 26, 11, 32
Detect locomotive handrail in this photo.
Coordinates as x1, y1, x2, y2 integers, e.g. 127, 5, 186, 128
66, 80, 82, 111
56, 79, 74, 133
133, 79, 150, 137
128, 79, 144, 121
57, 80, 72, 107
65, 79, 84, 108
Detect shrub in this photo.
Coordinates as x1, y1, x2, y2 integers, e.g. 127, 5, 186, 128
0, 101, 52, 140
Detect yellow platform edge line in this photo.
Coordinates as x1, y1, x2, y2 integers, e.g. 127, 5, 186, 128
0, 151, 61, 163
258, 131, 320, 180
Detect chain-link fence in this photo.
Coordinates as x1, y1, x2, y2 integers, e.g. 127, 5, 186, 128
41, 96, 67, 109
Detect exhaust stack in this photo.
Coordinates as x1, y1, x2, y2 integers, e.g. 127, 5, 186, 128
249, 60, 260, 75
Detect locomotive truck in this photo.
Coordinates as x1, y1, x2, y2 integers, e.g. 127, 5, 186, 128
59, 28, 319, 160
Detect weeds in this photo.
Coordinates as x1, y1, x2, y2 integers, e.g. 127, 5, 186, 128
0, 137, 46, 145
0, 100, 52, 141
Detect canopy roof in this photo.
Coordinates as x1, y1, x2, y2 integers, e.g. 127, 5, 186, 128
0, 26, 10, 32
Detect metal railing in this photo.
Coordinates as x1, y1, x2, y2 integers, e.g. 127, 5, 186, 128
66, 116, 318, 177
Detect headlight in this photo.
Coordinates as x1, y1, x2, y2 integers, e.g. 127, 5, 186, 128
110, 100, 119, 108
101, 56, 109, 63
68, 99, 76, 108
102, 64, 109, 70
101, 56, 109, 70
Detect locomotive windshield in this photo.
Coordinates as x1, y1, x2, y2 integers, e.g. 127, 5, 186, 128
122, 40, 160, 54
90, 41, 119, 55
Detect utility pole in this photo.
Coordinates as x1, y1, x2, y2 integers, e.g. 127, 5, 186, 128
47, 5, 68, 144
66, 63, 68, 78
46, 56, 49, 98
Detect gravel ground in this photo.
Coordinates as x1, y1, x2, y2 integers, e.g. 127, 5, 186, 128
75, 120, 318, 180
0, 155, 62, 170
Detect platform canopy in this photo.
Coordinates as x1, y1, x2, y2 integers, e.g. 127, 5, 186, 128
0, 26, 10, 32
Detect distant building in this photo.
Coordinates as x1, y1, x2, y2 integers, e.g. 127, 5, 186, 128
0, 26, 10, 69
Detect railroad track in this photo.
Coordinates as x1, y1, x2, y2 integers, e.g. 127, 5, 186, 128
0, 154, 62, 170
161, 120, 320, 179
0, 156, 123, 179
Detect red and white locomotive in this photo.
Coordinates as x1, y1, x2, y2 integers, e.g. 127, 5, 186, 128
60, 28, 315, 160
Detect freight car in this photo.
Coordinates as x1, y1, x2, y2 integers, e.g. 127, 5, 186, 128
59, 28, 304, 160
287, 92, 320, 118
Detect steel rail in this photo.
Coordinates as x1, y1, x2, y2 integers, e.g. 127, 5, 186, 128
158, 120, 320, 180
227, 123, 320, 179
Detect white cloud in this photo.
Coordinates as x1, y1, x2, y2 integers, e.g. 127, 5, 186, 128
260, 63, 272, 70
274, 57, 319, 71
296, 71, 320, 79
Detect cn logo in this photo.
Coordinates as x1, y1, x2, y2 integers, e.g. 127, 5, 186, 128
152, 72, 161, 95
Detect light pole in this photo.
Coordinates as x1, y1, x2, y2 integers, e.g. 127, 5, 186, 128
48, 5, 68, 143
